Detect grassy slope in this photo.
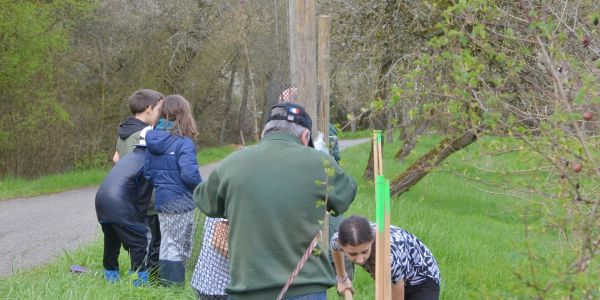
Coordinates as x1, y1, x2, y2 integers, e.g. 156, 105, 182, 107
0, 144, 238, 201
337, 129, 371, 140
0, 136, 556, 299
330, 136, 554, 299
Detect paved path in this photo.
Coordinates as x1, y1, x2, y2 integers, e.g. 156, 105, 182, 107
0, 138, 368, 277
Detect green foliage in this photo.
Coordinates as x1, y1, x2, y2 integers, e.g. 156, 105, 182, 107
0, 1, 63, 90
370, 98, 385, 112
395, 3, 600, 294
0, 0, 94, 177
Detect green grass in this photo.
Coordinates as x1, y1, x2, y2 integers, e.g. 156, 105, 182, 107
0, 239, 197, 299
337, 129, 371, 140
0, 168, 111, 201
0, 145, 238, 201
0, 136, 574, 299
196, 144, 241, 166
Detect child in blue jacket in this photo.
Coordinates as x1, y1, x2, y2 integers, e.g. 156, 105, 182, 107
144, 95, 202, 286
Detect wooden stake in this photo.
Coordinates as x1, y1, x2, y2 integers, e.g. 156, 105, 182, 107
373, 133, 380, 177
383, 179, 392, 298
377, 134, 383, 175
374, 130, 391, 300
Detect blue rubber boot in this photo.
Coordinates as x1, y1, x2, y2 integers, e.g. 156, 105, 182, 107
130, 270, 149, 287
104, 270, 120, 283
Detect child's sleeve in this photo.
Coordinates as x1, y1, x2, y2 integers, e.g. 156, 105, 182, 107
143, 151, 154, 182
178, 138, 202, 191
330, 232, 342, 252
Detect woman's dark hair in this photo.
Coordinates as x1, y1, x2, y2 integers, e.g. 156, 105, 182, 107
338, 215, 374, 246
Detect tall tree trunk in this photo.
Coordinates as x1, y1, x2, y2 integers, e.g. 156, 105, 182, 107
350, 113, 357, 132
390, 127, 482, 196
364, 0, 400, 177
365, 54, 392, 178
238, 0, 260, 142
385, 108, 396, 143
238, 65, 250, 144
218, 56, 238, 145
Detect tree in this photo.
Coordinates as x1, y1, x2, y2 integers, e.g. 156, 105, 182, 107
0, 0, 91, 177
393, 1, 600, 297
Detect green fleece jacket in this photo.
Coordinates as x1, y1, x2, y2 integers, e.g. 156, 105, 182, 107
194, 132, 357, 300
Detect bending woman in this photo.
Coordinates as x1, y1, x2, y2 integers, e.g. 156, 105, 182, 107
330, 215, 441, 300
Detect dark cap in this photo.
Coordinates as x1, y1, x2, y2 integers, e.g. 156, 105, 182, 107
266, 102, 314, 147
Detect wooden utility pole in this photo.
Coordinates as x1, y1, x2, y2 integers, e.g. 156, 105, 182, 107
288, 0, 298, 87
290, 0, 317, 135
317, 15, 331, 139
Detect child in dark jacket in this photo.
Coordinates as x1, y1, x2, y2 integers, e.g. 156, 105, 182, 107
144, 95, 202, 286
95, 126, 153, 286
113, 89, 164, 280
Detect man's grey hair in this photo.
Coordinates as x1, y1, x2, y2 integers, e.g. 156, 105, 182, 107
262, 107, 309, 139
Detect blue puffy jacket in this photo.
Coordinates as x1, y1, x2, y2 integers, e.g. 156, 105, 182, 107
144, 130, 202, 213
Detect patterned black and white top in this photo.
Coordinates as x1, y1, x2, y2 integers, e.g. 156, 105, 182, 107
330, 223, 440, 286
191, 218, 230, 296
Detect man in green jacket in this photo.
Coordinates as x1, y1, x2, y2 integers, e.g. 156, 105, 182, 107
194, 102, 357, 300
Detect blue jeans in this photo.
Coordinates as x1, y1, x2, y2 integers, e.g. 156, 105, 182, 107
283, 291, 327, 300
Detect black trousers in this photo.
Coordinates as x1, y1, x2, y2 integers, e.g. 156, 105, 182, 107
405, 278, 440, 300
101, 223, 148, 271
146, 214, 161, 273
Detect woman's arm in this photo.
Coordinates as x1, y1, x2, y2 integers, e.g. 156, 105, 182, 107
211, 220, 229, 257
332, 250, 354, 294
392, 279, 405, 300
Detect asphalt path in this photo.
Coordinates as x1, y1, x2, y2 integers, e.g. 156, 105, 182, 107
0, 138, 368, 277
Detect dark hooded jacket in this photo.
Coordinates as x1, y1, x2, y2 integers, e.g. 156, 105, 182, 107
116, 117, 148, 157
95, 147, 152, 232
328, 123, 341, 163
144, 130, 202, 213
